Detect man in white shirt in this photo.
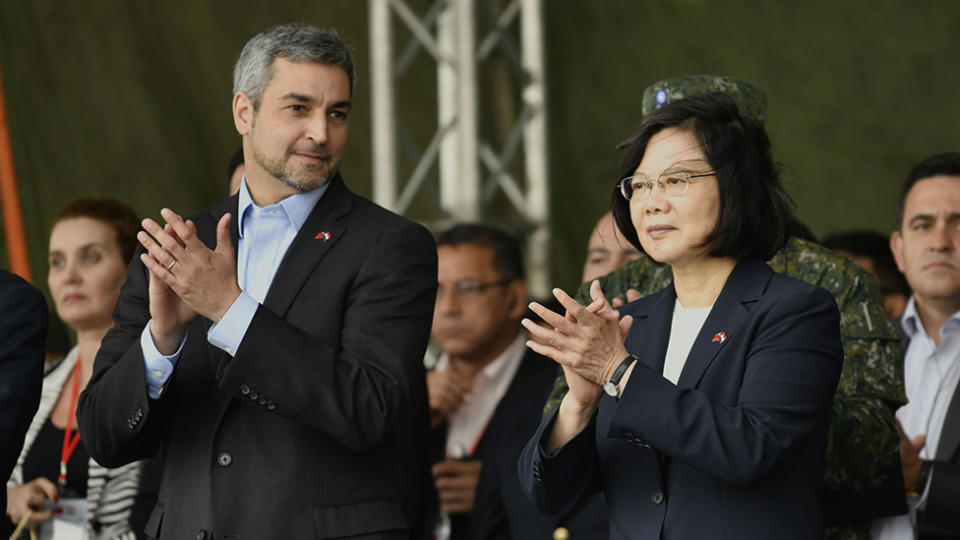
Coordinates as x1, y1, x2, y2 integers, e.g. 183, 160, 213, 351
874, 152, 960, 539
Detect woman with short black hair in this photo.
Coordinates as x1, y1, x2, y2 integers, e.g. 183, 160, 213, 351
519, 92, 844, 539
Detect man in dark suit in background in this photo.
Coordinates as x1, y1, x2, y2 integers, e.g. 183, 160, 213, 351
0, 269, 46, 537
77, 23, 437, 539
873, 152, 960, 539
428, 224, 605, 540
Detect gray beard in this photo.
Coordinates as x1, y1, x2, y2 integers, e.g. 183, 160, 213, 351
252, 145, 333, 193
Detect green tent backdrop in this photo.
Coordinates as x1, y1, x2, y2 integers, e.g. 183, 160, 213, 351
1, 0, 958, 306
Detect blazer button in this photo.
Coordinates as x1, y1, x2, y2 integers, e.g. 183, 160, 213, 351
553, 526, 570, 540
195, 529, 208, 540
249, 391, 259, 400
652, 492, 664, 505
258, 396, 267, 406
217, 452, 233, 467
240, 384, 250, 396
266, 401, 277, 411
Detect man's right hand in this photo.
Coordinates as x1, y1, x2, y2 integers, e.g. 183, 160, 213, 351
897, 420, 927, 493
427, 370, 468, 428
145, 222, 199, 354
6, 477, 57, 528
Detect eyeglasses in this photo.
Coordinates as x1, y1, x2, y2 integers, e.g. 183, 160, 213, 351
619, 170, 716, 200
437, 278, 512, 299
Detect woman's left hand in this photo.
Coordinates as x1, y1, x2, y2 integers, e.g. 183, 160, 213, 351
522, 280, 634, 387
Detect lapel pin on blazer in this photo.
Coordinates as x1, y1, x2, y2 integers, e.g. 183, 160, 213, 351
315, 231, 331, 241
711, 331, 727, 343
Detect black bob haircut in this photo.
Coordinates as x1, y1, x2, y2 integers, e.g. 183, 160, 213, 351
436, 223, 525, 281
611, 91, 794, 262
897, 152, 960, 228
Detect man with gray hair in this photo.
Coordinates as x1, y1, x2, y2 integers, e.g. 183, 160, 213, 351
78, 23, 437, 539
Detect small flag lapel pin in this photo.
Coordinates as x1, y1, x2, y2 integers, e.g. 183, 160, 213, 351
315, 231, 331, 241
711, 331, 727, 343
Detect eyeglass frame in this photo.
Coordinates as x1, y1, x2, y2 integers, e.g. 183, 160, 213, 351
618, 169, 716, 201
436, 278, 514, 299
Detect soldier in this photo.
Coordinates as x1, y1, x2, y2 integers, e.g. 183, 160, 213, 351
544, 75, 908, 540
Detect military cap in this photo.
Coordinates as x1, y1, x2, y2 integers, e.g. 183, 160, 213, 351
641, 74, 767, 124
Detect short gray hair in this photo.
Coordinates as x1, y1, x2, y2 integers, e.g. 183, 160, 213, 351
233, 23, 355, 107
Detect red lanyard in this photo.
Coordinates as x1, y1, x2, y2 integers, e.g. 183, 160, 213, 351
59, 358, 83, 488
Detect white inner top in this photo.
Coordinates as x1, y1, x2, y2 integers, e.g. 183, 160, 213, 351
662, 301, 713, 385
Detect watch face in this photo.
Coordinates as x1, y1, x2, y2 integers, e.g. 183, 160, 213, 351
603, 381, 618, 397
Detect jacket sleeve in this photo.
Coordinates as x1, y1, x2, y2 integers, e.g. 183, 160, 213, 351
0, 276, 47, 483
517, 409, 603, 518
920, 461, 960, 535
607, 284, 843, 485
77, 250, 175, 467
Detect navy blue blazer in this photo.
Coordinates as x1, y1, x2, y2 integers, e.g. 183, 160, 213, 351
519, 259, 844, 539
0, 269, 47, 536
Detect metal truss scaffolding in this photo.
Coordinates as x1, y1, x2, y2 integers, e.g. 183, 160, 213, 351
369, 0, 550, 297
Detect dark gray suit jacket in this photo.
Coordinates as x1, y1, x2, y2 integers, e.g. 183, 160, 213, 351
77, 176, 437, 539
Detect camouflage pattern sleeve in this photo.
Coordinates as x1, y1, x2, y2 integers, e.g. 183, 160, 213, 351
770, 239, 906, 539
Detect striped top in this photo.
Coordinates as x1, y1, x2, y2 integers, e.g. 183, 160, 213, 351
7, 347, 143, 540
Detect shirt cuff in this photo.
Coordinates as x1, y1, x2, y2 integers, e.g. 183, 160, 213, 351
141, 321, 186, 399
916, 466, 935, 510
207, 292, 258, 357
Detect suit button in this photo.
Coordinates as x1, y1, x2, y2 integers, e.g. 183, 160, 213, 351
258, 397, 267, 406
240, 384, 250, 396
217, 452, 233, 467
249, 391, 259, 400
266, 401, 277, 411
553, 526, 569, 540
195, 530, 208, 540
652, 492, 664, 505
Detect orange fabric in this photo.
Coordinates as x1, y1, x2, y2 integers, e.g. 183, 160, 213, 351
0, 59, 31, 282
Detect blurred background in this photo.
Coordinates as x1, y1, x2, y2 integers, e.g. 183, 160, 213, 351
1, 0, 958, 302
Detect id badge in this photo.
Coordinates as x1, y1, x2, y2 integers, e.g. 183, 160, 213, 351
38, 497, 88, 540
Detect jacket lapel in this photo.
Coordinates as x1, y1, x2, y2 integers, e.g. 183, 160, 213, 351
623, 283, 676, 375
936, 383, 960, 461
261, 174, 352, 318
676, 259, 770, 389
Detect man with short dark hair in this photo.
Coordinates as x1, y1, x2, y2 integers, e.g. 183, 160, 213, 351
0, 269, 46, 538
429, 224, 605, 540
78, 23, 437, 539
873, 152, 960, 539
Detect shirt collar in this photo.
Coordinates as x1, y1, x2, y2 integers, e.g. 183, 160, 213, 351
236, 175, 329, 238
901, 295, 960, 340
435, 329, 527, 382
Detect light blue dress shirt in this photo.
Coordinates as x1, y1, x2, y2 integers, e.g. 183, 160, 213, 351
141, 177, 328, 398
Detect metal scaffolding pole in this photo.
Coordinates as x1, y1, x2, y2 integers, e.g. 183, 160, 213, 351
368, 0, 550, 297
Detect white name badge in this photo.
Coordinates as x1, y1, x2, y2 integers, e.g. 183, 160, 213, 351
39, 497, 88, 540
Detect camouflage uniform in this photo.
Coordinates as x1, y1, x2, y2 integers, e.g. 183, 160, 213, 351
543, 238, 907, 539
544, 75, 905, 540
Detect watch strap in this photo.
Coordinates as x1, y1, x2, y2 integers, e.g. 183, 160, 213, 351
603, 354, 638, 397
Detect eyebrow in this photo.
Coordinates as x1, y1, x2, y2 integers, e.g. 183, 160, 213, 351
280, 93, 352, 109
908, 213, 960, 225
635, 158, 710, 177
49, 242, 109, 256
